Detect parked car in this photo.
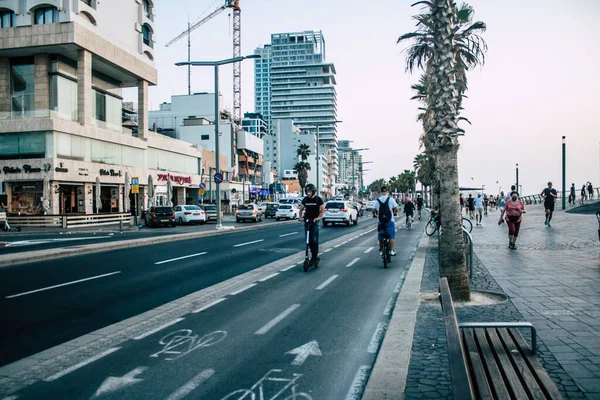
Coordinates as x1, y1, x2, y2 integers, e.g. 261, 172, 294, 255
198, 204, 218, 222
279, 197, 302, 205
276, 204, 299, 221
352, 202, 364, 217
236, 204, 263, 222
322, 201, 358, 226
264, 202, 280, 219
174, 205, 206, 225
145, 206, 176, 228
364, 201, 376, 212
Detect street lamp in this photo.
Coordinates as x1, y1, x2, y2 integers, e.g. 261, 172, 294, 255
351, 148, 368, 197
301, 120, 342, 196
562, 136, 566, 210
359, 161, 373, 196
515, 163, 519, 192
176, 55, 260, 229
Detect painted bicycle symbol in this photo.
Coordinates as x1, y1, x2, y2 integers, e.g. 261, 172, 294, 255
221, 369, 312, 400
150, 329, 227, 361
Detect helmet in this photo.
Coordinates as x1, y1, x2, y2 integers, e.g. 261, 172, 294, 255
305, 183, 316, 195
406, 197, 412, 202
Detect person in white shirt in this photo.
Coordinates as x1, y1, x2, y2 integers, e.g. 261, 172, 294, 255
372, 186, 399, 256
474, 194, 484, 226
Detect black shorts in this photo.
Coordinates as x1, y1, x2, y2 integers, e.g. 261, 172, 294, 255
545, 201, 555, 211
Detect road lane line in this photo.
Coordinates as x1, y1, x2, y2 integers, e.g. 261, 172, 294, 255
368, 323, 387, 353
259, 273, 279, 282
323, 248, 332, 253
166, 369, 215, 400
281, 264, 297, 272
383, 297, 395, 315
364, 247, 374, 254
5, 271, 121, 299
192, 298, 226, 313
233, 239, 264, 247
316, 275, 338, 290
334, 244, 342, 248
134, 318, 185, 340
230, 283, 256, 296
44, 347, 121, 382
154, 252, 207, 265
345, 365, 371, 400
255, 304, 300, 335
346, 258, 360, 268
279, 232, 298, 237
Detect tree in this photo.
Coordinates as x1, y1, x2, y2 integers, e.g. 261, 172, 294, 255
414, 153, 435, 204
297, 144, 311, 161
368, 178, 387, 197
399, 0, 487, 301
294, 161, 311, 190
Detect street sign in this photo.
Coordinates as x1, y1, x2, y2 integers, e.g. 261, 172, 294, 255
132, 185, 139, 194
352, 186, 356, 190
214, 173, 223, 184
199, 183, 206, 189
131, 177, 139, 185
199, 189, 206, 195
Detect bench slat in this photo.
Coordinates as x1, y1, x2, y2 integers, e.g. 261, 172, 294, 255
509, 329, 563, 400
475, 328, 512, 399
487, 328, 530, 399
463, 328, 494, 399
497, 328, 548, 400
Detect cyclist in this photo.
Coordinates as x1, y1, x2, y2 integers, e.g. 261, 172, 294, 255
404, 197, 415, 227
372, 186, 399, 256
297, 183, 325, 266
416, 195, 424, 219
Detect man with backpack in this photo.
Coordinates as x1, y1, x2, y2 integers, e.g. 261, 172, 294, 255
372, 186, 399, 256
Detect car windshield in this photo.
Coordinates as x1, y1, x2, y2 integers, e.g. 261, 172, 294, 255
327, 202, 345, 209
203, 206, 216, 211
267, 204, 279, 209
279, 205, 292, 210
154, 207, 172, 213
239, 205, 253, 210
184, 206, 201, 210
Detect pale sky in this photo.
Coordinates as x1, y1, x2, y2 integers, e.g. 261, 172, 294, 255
133, 0, 600, 196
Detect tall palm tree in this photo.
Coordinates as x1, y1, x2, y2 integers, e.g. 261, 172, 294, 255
399, 0, 487, 301
297, 144, 311, 161
294, 161, 311, 190
414, 153, 434, 205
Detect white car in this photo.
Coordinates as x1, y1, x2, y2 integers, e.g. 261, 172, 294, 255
322, 201, 358, 227
174, 205, 206, 225
364, 201, 376, 212
276, 204, 300, 221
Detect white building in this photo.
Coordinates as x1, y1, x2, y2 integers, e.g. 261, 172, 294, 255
0, 0, 208, 216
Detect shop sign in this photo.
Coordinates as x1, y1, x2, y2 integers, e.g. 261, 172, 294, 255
55, 167, 69, 173
78, 168, 89, 177
157, 173, 192, 185
3, 166, 22, 174
100, 169, 122, 177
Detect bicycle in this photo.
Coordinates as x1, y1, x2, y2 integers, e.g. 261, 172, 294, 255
425, 210, 473, 236
381, 232, 391, 268
406, 214, 413, 230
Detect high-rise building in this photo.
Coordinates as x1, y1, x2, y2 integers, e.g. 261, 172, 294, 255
338, 140, 363, 193
254, 30, 338, 195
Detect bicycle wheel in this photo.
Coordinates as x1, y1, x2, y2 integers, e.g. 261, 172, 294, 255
382, 240, 388, 269
425, 219, 437, 236
462, 217, 473, 233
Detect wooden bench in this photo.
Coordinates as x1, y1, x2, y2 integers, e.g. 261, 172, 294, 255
439, 277, 563, 399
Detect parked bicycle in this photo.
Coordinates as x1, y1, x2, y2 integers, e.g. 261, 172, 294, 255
425, 209, 473, 236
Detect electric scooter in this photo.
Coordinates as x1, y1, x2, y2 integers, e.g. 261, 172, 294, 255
303, 219, 319, 272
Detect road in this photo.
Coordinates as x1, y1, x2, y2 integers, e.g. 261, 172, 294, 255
0, 214, 424, 399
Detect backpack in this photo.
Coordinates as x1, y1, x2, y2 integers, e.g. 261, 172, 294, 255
377, 197, 392, 223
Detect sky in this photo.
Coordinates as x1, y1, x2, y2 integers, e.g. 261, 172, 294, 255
133, 0, 600, 196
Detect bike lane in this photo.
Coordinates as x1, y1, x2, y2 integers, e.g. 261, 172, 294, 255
9, 218, 423, 400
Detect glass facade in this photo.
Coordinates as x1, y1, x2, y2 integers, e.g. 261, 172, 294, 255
92, 90, 122, 132
0, 132, 46, 159
147, 148, 199, 174
34, 7, 59, 24
10, 62, 35, 117
0, 10, 16, 27
50, 75, 78, 121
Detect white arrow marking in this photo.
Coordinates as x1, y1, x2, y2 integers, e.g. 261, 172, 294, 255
92, 367, 147, 398
285, 340, 322, 366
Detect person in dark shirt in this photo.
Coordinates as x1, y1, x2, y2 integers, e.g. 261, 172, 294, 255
416, 195, 424, 219
298, 183, 325, 266
467, 194, 475, 219
404, 198, 415, 226
541, 181, 557, 227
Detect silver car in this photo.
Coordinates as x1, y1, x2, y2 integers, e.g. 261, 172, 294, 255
236, 204, 263, 222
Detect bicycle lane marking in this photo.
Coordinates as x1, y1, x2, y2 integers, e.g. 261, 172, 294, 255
255, 304, 300, 335
134, 318, 185, 340
166, 369, 215, 400
220, 369, 312, 400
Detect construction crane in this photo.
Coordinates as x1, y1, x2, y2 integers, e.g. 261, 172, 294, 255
166, 0, 243, 124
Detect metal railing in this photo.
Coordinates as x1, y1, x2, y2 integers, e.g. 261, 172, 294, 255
7, 213, 131, 229
463, 227, 473, 279
519, 186, 598, 205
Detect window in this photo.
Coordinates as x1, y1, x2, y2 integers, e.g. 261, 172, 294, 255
34, 7, 59, 24
10, 61, 35, 117
201, 134, 209, 140
50, 75, 78, 121
0, 10, 16, 27
94, 91, 106, 122
142, 24, 153, 48
0, 132, 46, 159
142, 0, 152, 20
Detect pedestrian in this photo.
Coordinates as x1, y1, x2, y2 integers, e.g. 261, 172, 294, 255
569, 183, 576, 205
588, 182, 594, 200
541, 181, 557, 227
459, 194, 465, 215
483, 193, 489, 215
580, 184, 587, 205
498, 191, 526, 249
467, 194, 475, 219
498, 191, 506, 212
474, 193, 484, 225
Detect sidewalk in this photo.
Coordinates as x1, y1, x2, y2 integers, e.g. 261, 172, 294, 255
366, 202, 599, 399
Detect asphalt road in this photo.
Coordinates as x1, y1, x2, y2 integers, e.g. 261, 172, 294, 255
1, 214, 425, 400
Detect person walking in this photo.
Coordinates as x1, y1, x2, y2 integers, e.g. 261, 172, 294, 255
580, 184, 587, 205
588, 182, 594, 200
459, 194, 465, 215
498, 191, 506, 211
483, 194, 489, 215
569, 183, 576, 205
498, 191, 526, 249
474, 193, 484, 226
467, 194, 475, 219
541, 181, 557, 227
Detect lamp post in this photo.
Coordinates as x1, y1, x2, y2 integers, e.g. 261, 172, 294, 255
562, 136, 566, 210
176, 55, 260, 229
350, 148, 368, 199
301, 120, 342, 196
515, 163, 519, 193
359, 161, 373, 198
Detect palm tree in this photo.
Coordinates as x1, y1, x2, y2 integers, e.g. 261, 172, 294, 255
399, 0, 487, 301
294, 161, 311, 190
368, 179, 387, 197
414, 153, 434, 205
297, 144, 311, 161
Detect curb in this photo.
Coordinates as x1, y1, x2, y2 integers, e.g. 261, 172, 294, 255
362, 233, 429, 399
0, 219, 298, 268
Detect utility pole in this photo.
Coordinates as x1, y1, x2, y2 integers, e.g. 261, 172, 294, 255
562, 136, 566, 210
